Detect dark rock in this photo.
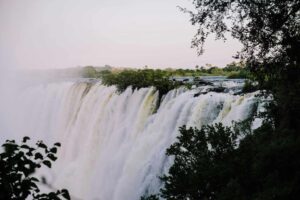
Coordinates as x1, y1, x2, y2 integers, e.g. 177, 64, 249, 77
195, 80, 213, 86
208, 87, 226, 93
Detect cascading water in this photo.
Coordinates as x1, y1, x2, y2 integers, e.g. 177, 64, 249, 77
1, 78, 261, 200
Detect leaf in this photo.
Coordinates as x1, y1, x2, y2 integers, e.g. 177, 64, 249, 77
21, 144, 30, 149
22, 136, 30, 143
31, 177, 39, 182
50, 147, 57, 154
37, 142, 47, 149
30, 181, 38, 189
2, 143, 18, 149
43, 160, 52, 168
54, 142, 61, 147
61, 189, 71, 200
47, 154, 57, 161
34, 152, 43, 160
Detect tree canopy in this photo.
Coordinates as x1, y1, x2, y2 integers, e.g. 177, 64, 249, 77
184, 0, 300, 63
183, 0, 300, 130
141, 1, 300, 200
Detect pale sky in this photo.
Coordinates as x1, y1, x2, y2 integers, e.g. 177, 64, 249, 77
0, 0, 242, 69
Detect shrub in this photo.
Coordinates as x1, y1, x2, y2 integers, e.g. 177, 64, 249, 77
0, 137, 70, 200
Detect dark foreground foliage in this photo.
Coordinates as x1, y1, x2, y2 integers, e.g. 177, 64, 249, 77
185, 0, 300, 131
140, 2, 299, 199
0, 137, 70, 200
142, 122, 300, 200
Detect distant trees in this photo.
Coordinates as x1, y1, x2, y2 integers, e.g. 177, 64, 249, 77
0, 137, 70, 200
82, 66, 98, 78
82, 65, 250, 82
100, 69, 181, 98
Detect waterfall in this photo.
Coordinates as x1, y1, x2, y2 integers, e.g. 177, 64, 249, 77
1, 80, 260, 200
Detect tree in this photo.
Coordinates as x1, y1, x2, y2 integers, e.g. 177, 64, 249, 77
160, 124, 238, 200
0, 137, 70, 200
183, 0, 300, 130
100, 69, 182, 100
142, 2, 300, 200
142, 122, 300, 200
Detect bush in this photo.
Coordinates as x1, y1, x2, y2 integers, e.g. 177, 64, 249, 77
100, 69, 181, 98
242, 80, 258, 93
0, 137, 70, 200
160, 124, 238, 200
143, 122, 300, 200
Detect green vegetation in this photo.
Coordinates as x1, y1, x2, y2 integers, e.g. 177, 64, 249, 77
184, 0, 300, 130
80, 62, 251, 97
0, 137, 70, 200
241, 80, 258, 93
160, 124, 238, 200
142, 0, 300, 200
99, 69, 181, 98
142, 121, 300, 200
81, 62, 251, 81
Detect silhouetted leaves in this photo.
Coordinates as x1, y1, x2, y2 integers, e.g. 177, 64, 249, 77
61, 189, 71, 200
22, 136, 30, 143
54, 142, 61, 147
185, 0, 300, 131
42, 160, 52, 168
0, 138, 70, 200
47, 154, 57, 161
143, 122, 300, 200
35, 152, 43, 160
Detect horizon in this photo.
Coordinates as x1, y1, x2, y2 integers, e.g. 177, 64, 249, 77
0, 0, 242, 70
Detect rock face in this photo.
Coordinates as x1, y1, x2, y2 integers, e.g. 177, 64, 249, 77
170, 77, 214, 86
194, 80, 214, 86
193, 87, 226, 97
209, 87, 226, 93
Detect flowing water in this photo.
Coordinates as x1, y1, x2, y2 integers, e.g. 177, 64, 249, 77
0, 78, 261, 200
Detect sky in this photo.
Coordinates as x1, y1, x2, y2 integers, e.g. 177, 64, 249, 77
0, 0, 242, 69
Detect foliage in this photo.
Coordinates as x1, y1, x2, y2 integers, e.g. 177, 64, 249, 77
143, 1, 300, 200
160, 124, 238, 200
100, 69, 182, 98
0, 137, 70, 200
82, 66, 98, 78
183, 0, 300, 130
226, 70, 251, 79
84, 65, 251, 98
81, 63, 250, 81
241, 80, 258, 93
143, 122, 300, 200
183, 0, 300, 61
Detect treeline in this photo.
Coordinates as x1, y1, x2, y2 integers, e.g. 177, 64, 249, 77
80, 63, 251, 96
81, 62, 251, 80
99, 69, 182, 98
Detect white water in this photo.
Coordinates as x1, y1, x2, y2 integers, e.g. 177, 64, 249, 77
1, 80, 260, 200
